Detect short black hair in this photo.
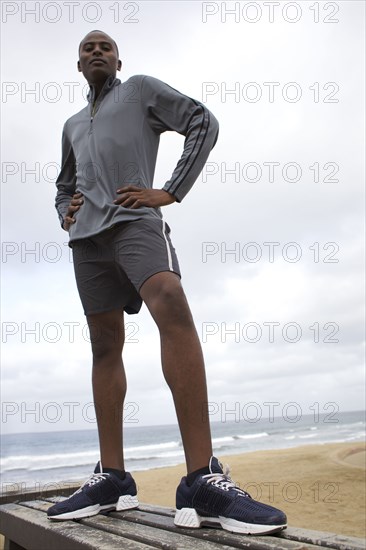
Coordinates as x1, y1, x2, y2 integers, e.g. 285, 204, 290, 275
79, 30, 119, 57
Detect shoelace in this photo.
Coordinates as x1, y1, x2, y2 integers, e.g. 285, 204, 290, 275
72, 473, 109, 496
202, 469, 251, 498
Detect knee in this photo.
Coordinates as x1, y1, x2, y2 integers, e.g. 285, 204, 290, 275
146, 281, 194, 328
91, 338, 122, 364
87, 315, 124, 363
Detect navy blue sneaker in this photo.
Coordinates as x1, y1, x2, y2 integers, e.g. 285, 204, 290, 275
174, 457, 287, 535
47, 461, 138, 520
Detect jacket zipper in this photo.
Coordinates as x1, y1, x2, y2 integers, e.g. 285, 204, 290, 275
89, 78, 113, 133
89, 102, 96, 134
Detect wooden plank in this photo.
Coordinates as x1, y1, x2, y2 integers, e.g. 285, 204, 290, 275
108, 508, 326, 549
281, 527, 366, 550
82, 514, 239, 550
136, 504, 366, 550
14, 500, 232, 550
0, 503, 156, 550
41, 498, 360, 550
138, 503, 177, 516
11, 497, 366, 550
18, 500, 304, 550
4, 539, 27, 550
17, 499, 57, 513
0, 483, 79, 506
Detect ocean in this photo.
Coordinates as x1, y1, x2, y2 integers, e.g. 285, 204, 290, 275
1, 410, 364, 491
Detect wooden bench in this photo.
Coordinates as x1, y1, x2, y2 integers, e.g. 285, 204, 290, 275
0, 492, 365, 550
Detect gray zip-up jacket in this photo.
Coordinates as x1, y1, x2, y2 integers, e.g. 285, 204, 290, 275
55, 74, 219, 243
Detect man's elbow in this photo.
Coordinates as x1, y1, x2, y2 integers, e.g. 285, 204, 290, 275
209, 115, 219, 149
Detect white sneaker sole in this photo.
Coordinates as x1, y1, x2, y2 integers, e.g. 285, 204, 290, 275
174, 507, 287, 535
48, 495, 139, 521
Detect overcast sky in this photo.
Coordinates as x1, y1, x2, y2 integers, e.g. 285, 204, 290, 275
1, 1, 365, 434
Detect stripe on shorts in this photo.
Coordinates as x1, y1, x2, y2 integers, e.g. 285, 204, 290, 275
162, 220, 173, 271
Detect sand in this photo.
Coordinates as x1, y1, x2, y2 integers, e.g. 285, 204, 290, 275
132, 442, 366, 539
0, 441, 365, 548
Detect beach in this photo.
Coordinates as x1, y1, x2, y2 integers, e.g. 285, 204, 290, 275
132, 442, 366, 539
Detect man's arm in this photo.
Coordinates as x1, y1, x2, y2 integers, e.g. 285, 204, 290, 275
143, 75, 219, 202
55, 126, 81, 230
114, 75, 219, 209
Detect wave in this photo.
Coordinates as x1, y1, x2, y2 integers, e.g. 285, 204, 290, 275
212, 432, 269, 444
235, 432, 269, 440
212, 436, 235, 444
1, 450, 99, 472
0, 432, 269, 473
124, 441, 180, 455
1, 440, 183, 472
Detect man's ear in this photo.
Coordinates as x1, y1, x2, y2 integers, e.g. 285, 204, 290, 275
117, 59, 122, 71
77, 60, 82, 72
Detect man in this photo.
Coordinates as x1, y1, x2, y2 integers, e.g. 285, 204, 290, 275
47, 30, 287, 535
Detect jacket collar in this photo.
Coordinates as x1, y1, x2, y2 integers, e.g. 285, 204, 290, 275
87, 75, 121, 105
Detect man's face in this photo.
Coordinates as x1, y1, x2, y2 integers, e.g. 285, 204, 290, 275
78, 31, 121, 83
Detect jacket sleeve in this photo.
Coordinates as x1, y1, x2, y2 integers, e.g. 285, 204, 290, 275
141, 75, 219, 202
55, 124, 77, 228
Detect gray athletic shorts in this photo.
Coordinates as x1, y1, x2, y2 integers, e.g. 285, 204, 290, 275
72, 218, 181, 316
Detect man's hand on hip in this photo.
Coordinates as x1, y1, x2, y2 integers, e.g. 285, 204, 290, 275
63, 192, 84, 231
114, 186, 176, 209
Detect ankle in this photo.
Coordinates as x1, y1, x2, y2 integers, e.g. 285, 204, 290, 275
103, 466, 126, 480
186, 466, 210, 486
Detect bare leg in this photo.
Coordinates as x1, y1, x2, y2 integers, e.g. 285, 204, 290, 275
140, 272, 212, 474
87, 309, 126, 471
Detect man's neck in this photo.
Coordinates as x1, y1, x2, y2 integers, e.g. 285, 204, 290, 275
91, 81, 105, 101
90, 75, 114, 102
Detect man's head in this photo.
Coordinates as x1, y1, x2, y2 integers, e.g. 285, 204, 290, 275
78, 30, 121, 85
